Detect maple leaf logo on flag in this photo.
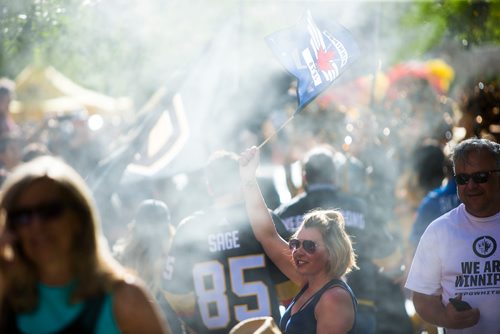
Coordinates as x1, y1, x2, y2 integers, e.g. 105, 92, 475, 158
317, 48, 335, 71
266, 10, 360, 112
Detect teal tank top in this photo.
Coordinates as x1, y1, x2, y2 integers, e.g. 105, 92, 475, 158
17, 282, 121, 334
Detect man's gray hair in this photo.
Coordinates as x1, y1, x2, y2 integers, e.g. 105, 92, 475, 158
451, 138, 500, 172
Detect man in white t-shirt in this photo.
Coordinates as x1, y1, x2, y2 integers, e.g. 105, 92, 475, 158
405, 138, 500, 333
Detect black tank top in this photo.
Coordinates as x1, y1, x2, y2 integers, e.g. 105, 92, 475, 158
280, 278, 357, 334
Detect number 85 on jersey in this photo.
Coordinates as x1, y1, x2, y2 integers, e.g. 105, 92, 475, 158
163, 254, 273, 330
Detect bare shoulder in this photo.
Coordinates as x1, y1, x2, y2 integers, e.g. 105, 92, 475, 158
113, 277, 170, 334
315, 286, 355, 334
113, 277, 151, 323
320, 286, 353, 307
113, 276, 149, 305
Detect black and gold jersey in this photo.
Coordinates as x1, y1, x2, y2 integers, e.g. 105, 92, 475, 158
162, 203, 290, 334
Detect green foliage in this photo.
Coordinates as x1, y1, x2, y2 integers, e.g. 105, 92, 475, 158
0, 0, 79, 76
402, 0, 500, 52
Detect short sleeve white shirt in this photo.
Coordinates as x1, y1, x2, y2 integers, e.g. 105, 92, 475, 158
405, 204, 500, 334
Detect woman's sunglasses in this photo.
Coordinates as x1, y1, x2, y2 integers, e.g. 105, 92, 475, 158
455, 170, 500, 185
288, 238, 319, 254
8, 201, 68, 228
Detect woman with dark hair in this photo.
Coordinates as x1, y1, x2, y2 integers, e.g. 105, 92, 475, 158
0, 156, 170, 333
239, 146, 358, 334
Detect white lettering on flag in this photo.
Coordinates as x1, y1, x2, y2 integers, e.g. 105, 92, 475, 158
302, 48, 322, 86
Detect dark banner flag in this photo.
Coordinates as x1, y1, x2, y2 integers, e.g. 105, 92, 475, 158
266, 10, 360, 112
126, 90, 189, 177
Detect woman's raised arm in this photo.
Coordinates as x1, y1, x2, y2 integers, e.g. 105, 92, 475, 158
239, 146, 302, 284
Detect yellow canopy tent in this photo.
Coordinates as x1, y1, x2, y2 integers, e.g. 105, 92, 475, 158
10, 65, 132, 122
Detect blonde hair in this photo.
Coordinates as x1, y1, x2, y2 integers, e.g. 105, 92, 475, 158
294, 209, 357, 278
1, 156, 123, 312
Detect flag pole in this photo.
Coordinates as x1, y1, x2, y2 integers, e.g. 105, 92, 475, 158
257, 113, 295, 149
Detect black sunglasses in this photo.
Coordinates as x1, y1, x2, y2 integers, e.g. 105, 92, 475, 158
288, 238, 319, 254
455, 170, 500, 186
8, 201, 68, 228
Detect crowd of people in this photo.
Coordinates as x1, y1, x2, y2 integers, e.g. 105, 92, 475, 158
0, 61, 499, 334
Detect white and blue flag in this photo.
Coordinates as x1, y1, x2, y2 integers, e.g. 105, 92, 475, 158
266, 11, 360, 112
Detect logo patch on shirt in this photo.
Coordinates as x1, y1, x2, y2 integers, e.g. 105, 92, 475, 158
473, 236, 497, 258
